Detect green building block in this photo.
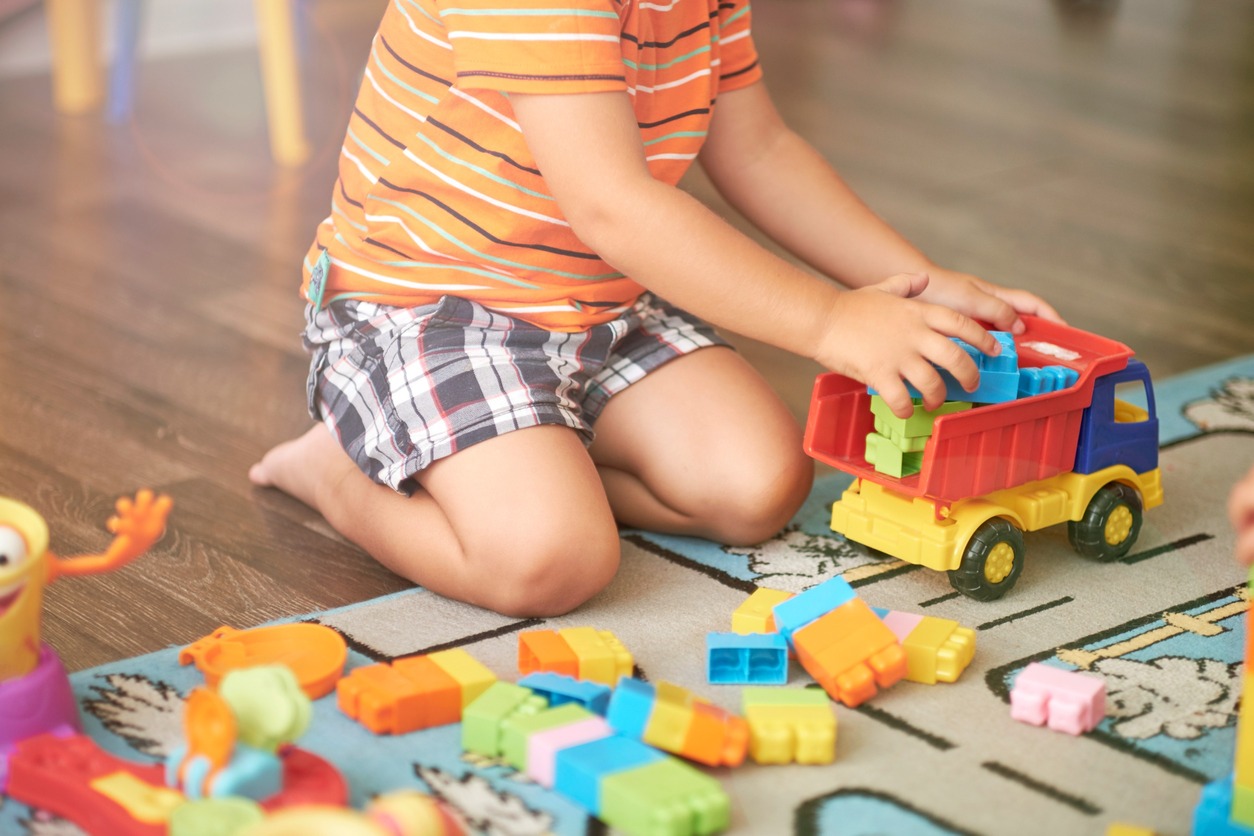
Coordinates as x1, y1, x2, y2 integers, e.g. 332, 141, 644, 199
499, 702, 594, 771
1233, 781, 1254, 827
865, 432, 923, 478
869, 396, 971, 440
741, 686, 830, 708
600, 758, 730, 836
462, 681, 547, 758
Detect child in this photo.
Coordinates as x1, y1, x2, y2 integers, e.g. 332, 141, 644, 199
250, 0, 1061, 616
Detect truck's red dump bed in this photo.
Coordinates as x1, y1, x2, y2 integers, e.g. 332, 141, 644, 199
803, 316, 1134, 503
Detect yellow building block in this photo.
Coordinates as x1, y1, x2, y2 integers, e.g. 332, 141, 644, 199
732, 588, 794, 635
89, 771, 185, 824
742, 688, 836, 765
1105, 824, 1157, 836
643, 682, 696, 752
902, 618, 976, 685
428, 648, 497, 707
558, 627, 633, 686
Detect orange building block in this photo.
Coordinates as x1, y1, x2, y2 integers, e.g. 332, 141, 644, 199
683, 701, 749, 768
793, 599, 906, 707
338, 655, 462, 735
518, 631, 581, 679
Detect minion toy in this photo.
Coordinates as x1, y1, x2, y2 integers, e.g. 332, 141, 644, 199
0, 490, 171, 787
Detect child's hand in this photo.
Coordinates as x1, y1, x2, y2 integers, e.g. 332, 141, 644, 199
915, 267, 1064, 334
1230, 465, 1254, 566
817, 272, 1003, 418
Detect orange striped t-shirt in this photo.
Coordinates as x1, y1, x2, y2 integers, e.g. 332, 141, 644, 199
301, 0, 763, 332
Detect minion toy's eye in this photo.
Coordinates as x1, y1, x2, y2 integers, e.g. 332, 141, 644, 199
0, 526, 30, 572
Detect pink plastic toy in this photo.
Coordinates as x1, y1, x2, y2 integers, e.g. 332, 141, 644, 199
1009, 662, 1105, 735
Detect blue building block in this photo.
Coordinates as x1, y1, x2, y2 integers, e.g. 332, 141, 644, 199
518, 672, 612, 716
870, 331, 1019, 404
1017, 365, 1079, 398
553, 734, 666, 815
772, 575, 856, 644
1194, 775, 1254, 835
706, 632, 788, 685
606, 677, 656, 740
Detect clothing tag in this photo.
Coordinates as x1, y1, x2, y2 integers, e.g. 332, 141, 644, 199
307, 250, 330, 309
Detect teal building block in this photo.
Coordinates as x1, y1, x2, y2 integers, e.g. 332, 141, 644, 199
870, 331, 1019, 403
554, 734, 666, 815
706, 632, 788, 685
518, 672, 612, 716
606, 677, 656, 740
772, 575, 856, 643
1017, 365, 1079, 397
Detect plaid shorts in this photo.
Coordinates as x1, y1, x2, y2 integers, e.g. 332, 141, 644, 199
304, 293, 729, 494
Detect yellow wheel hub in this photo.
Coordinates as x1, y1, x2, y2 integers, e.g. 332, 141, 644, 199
984, 542, 1017, 584
1105, 505, 1134, 546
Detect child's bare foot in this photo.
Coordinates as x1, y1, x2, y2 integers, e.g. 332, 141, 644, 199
249, 425, 353, 510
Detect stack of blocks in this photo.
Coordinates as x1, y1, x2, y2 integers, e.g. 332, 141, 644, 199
1192, 567, 1254, 835
463, 679, 730, 836
865, 396, 971, 478
606, 678, 748, 768
518, 627, 633, 686
337, 648, 496, 735
1008, 662, 1105, 735
772, 576, 906, 708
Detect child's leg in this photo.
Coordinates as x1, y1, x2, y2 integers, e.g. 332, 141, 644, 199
250, 423, 621, 616
590, 346, 813, 545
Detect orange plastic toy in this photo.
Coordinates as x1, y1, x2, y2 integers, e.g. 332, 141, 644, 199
179, 624, 347, 700
792, 598, 907, 707
337, 649, 496, 735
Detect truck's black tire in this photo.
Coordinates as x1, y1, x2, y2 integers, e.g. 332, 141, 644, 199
1068, 482, 1143, 562
948, 518, 1025, 601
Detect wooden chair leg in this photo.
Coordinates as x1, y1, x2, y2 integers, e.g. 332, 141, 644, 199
254, 0, 310, 166
45, 0, 104, 113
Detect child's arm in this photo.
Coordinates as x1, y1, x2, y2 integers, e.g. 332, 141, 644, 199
696, 82, 1062, 333
511, 90, 1000, 418
1230, 464, 1254, 566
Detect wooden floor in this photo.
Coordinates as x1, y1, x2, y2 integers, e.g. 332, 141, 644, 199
2, 0, 1251, 672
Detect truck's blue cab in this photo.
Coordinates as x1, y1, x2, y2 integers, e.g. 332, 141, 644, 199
1073, 358, 1159, 476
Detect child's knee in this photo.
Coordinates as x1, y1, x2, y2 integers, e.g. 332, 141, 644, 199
474, 524, 622, 617
706, 447, 813, 546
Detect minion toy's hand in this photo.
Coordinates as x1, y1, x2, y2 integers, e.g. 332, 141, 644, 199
51, 490, 172, 579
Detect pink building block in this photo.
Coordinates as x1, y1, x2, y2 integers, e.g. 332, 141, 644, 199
1010, 662, 1105, 735
525, 716, 613, 788
880, 611, 924, 641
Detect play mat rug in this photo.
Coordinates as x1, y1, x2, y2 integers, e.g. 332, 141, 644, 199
3, 354, 1253, 836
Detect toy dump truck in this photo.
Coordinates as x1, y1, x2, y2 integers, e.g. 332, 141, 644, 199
803, 316, 1163, 601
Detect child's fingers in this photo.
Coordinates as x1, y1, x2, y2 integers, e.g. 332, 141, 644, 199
921, 330, 982, 394
872, 376, 916, 420
1237, 527, 1254, 567
873, 272, 931, 300
902, 357, 949, 412
995, 287, 1066, 325
924, 305, 998, 357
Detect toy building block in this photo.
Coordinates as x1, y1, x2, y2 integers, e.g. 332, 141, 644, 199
519, 671, 612, 715
706, 632, 788, 685
1194, 775, 1254, 836
178, 622, 348, 700
1009, 662, 1105, 735
554, 735, 667, 816
500, 702, 596, 772
792, 598, 907, 707
869, 396, 972, 452
338, 647, 496, 735
741, 687, 836, 765
874, 608, 976, 685
771, 575, 857, 644
864, 431, 924, 478
607, 678, 747, 768
462, 681, 548, 758
598, 756, 731, 836
870, 332, 1019, 404
1018, 365, 1079, 398
732, 587, 794, 635
525, 714, 613, 788
1105, 824, 1158, 836
518, 628, 633, 686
